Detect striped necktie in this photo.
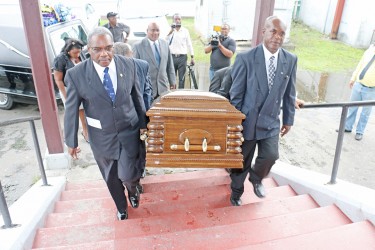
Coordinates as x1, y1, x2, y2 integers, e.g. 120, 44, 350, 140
268, 56, 276, 92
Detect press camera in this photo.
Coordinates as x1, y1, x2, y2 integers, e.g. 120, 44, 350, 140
210, 25, 226, 47
171, 23, 181, 29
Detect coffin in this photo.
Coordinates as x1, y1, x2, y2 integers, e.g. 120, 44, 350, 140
146, 90, 245, 168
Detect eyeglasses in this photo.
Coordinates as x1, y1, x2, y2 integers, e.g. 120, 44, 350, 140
90, 45, 114, 54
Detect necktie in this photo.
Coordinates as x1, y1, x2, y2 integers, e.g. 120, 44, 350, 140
359, 54, 375, 80
154, 42, 161, 66
268, 56, 276, 92
103, 67, 115, 102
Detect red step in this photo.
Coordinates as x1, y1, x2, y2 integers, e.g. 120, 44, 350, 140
64, 169, 229, 190
33, 205, 348, 248
238, 221, 375, 250
45, 193, 316, 228
115, 205, 351, 250
60, 176, 277, 201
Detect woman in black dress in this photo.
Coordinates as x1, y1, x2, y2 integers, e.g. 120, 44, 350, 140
53, 38, 89, 143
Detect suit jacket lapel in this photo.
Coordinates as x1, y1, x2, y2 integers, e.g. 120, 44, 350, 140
270, 48, 287, 94
145, 39, 158, 67
87, 60, 112, 103
114, 56, 126, 105
254, 45, 269, 97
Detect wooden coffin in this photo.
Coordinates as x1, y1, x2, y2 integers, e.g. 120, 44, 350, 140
146, 90, 245, 168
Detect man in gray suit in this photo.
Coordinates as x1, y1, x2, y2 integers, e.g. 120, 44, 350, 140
229, 16, 297, 206
133, 22, 176, 99
64, 27, 147, 220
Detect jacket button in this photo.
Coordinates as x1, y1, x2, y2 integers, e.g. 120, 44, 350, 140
113, 106, 116, 109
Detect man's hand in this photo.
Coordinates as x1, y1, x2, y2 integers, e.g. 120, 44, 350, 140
170, 84, 176, 89
295, 98, 305, 110
349, 80, 355, 89
280, 125, 291, 137
68, 147, 79, 160
190, 58, 195, 66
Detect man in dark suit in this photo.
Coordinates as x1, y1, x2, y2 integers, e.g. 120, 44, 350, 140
209, 66, 232, 98
133, 22, 176, 99
229, 16, 297, 206
64, 27, 147, 220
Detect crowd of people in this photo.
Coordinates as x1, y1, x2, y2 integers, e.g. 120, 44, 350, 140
56, 12, 373, 220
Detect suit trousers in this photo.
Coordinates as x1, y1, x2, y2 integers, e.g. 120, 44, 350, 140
94, 148, 141, 213
172, 55, 187, 89
230, 135, 279, 198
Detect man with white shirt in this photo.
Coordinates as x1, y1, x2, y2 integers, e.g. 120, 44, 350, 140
166, 13, 194, 89
64, 27, 147, 220
133, 22, 176, 99
229, 16, 297, 206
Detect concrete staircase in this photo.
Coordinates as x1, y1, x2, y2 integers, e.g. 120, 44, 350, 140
31, 169, 375, 249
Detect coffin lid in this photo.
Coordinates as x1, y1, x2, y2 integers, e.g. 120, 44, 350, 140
147, 90, 245, 119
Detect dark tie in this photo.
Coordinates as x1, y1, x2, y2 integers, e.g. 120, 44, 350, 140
268, 56, 276, 92
103, 67, 115, 102
154, 42, 161, 66
359, 54, 375, 80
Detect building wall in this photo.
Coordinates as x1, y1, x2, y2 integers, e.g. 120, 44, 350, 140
194, 0, 294, 42
298, 0, 375, 48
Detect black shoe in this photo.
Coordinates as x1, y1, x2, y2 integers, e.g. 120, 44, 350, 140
128, 190, 140, 208
251, 181, 266, 198
335, 129, 351, 133
136, 183, 144, 194
117, 210, 128, 220
230, 194, 242, 206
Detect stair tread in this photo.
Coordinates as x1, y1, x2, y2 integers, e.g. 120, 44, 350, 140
65, 169, 229, 190
237, 221, 375, 250
54, 180, 286, 213
34, 205, 350, 248
45, 194, 317, 228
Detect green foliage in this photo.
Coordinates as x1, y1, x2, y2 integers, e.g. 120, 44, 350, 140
290, 22, 364, 72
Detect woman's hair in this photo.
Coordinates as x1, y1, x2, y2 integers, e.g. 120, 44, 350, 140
61, 38, 84, 54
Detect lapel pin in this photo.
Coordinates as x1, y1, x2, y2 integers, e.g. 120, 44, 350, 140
120, 73, 123, 77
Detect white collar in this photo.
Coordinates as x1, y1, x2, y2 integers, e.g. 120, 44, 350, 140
262, 44, 279, 61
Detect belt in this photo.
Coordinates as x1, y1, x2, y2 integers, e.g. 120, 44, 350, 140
172, 54, 187, 57
359, 82, 375, 88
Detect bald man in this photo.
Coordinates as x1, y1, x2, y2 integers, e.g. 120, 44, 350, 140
229, 16, 297, 206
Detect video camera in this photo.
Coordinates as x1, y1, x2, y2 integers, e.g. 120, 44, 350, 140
171, 23, 181, 29
210, 25, 226, 47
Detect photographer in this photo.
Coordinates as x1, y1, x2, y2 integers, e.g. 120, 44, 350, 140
204, 23, 236, 81
166, 13, 194, 89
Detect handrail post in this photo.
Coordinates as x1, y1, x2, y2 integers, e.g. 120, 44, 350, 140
29, 120, 48, 186
0, 180, 14, 229
329, 106, 349, 184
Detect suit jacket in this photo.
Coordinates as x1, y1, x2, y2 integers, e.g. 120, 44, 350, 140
209, 66, 227, 93
134, 58, 153, 111
64, 55, 146, 160
133, 38, 176, 98
217, 66, 233, 99
230, 45, 297, 141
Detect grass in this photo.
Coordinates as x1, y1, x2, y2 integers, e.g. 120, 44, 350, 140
289, 22, 364, 72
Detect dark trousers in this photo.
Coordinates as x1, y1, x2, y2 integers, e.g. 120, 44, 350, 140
173, 55, 187, 89
94, 148, 141, 213
230, 135, 279, 198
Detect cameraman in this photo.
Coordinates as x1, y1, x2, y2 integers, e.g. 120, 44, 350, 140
204, 23, 236, 81
166, 13, 194, 89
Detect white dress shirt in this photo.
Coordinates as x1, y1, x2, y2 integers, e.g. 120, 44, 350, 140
263, 44, 279, 84
167, 27, 194, 56
93, 59, 117, 94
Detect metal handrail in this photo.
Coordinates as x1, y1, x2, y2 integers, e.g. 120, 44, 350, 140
0, 115, 48, 229
300, 100, 375, 184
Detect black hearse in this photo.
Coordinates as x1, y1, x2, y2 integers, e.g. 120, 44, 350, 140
0, 10, 88, 110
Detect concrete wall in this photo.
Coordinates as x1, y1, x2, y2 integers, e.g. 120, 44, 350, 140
298, 0, 375, 48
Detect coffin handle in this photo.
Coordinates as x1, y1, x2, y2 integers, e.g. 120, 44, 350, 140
202, 138, 207, 152
184, 138, 190, 151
